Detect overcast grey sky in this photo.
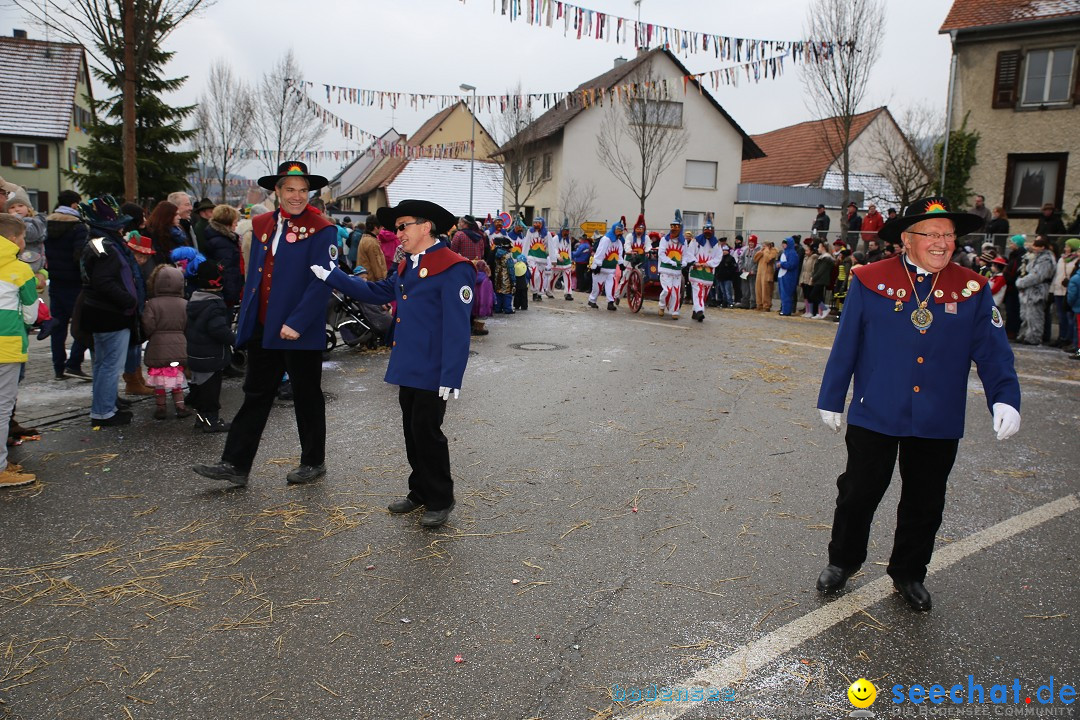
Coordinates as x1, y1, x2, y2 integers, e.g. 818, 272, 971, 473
14, 0, 955, 180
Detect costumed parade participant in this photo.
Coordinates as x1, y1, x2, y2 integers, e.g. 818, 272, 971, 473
815, 197, 1021, 612
657, 211, 686, 320
685, 218, 722, 322
737, 234, 758, 309
507, 217, 527, 258
588, 220, 626, 311
624, 214, 650, 267
525, 216, 555, 301
192, 161, 335, 488
310, 199, 474, 529
777, 236, 801, 316
553, 218, 575, 300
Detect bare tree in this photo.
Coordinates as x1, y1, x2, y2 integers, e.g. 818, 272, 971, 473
801, 0, 885, 237
492, 83, 549, 217
14, 0, 211, 200
595, 64, 689, 216
193, 60, 256, 203
558, 178, 598, 233
251, 49, 326, 175
870, 104, 940, 210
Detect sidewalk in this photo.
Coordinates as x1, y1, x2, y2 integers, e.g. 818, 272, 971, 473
15, 334, 135, 429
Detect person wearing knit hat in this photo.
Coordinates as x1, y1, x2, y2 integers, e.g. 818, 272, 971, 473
588, 220, 627, 311
624, 214, 649, 267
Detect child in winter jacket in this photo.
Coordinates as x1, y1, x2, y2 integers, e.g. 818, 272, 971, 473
491, 236, 516, 314
0, 214, 41, 488
186, 262, 236, 432
142, 265, 191, 420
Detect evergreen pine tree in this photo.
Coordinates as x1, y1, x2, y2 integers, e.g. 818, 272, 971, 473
66, 1, 197, 204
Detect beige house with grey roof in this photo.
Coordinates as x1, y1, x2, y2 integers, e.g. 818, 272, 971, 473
0, 31, 94, 211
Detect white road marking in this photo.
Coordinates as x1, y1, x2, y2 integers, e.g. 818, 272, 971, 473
613, 493, 1080, 720
628, 318, 690, 331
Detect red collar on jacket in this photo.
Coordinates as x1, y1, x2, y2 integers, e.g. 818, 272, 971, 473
251, 205, 332, 243
853, 255, 988, 305
396, 244, 472, 278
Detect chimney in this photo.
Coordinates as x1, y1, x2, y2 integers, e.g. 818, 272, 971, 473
13, 29, 28, 39
614, 56, 627, 68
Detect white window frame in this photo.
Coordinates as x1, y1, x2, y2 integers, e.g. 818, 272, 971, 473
684, 160, 718, 190
542, 153, 552, 180
1021, 46, 1075, 106
682, 212, 703, 234
25, 190, 39, 210
630, 99, 684, 128
13, 143, 38, 168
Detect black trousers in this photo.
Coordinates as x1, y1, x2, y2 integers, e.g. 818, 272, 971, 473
221, 324, 325, 473
189, 370, 223, 416
398, 386, 453, 511
828, 424, 959, 582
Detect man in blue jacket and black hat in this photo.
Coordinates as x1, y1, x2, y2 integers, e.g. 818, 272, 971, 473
192, 161, 335, 488
310, 199, 475, 528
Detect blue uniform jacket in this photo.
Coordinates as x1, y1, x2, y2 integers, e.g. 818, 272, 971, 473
323, 241, 475, 392
235, 209, 335, 351
818, 257, 1021, 439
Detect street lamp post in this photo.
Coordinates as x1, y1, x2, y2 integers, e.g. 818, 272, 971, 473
460, 83, 477, 216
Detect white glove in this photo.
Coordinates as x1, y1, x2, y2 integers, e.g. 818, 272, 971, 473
819, 409, 842, 433
310, 264, 331, 281
992, 403, 1020, 440
438, 386, 460, 401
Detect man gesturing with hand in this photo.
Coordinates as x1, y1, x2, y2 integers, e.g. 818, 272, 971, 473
814, 197, 1021, 612
310, 199, 474, 528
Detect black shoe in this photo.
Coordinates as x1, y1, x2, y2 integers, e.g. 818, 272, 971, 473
195, 414, 231, 433
91, 410, 133, 427
420, 501, 456, 528
388, 497, 423, 514
607, 301, 616, 311
192, 461, 248, 487
64, 366, 91, 380
816, 564, 859, 592
277, 381, 293, 401
54, 373, 65, 381
587, 301, 599, 309
893, 579, 932, 611
286, 463, 326, 485
564, 294, 574, 301
532, 293, 541, 301
115, 395, 132, 409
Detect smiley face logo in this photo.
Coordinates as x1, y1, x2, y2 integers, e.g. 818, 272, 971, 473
848, 678, 877, 709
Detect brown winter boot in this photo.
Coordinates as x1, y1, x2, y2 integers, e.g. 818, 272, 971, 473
123, 371, 153, 396
0, 464, 36, 488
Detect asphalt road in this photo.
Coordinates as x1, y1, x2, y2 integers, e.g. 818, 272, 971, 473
1, 295, 1077, 720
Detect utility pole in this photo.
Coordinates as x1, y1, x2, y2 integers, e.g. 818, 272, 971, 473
122, 0, 137, 201
460, 84, 477, 216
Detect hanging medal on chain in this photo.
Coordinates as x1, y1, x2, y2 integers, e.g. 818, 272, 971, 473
906, 270, 941, 332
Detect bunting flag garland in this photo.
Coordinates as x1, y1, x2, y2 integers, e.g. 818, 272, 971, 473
186, 176, 259, 188
471, 0, 843, 61
300, 49, 804, 121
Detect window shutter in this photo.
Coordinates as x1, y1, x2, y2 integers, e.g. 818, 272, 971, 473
0, 142, 11, 167
37, 191, 49, 213
1074, 51, 1080, 102
992, 50, 1022, 108
36, 144, 49, 169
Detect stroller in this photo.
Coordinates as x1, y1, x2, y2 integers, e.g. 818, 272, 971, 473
326, 288, 391, 351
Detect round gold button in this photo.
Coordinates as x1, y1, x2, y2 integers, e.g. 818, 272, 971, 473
402, 294, 408, 300
917, 357, 924, 364
396, 317, 401, 323
913, 385, 920, 393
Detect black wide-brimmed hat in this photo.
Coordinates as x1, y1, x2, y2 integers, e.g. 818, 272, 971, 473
257, 161, 329, 192
376, 199, 458, 235
878, 196, 984, 242
194, 197, 215, 212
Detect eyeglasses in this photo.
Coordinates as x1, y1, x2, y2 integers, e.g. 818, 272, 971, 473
395, 220, 423, 232
906, 231, 957, 242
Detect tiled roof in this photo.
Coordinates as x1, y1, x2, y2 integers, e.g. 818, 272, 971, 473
352, 156, 410, 197
0, 36, 87, 139
386, 158, 503, 217
740, 108, 886, 187
500, 47, 763, 161
940, 0, 1080, 32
